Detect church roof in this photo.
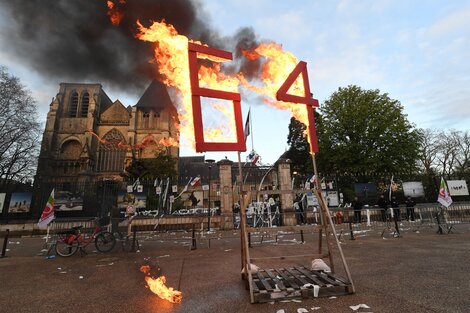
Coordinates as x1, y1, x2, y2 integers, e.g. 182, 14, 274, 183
135, 80, 175, 112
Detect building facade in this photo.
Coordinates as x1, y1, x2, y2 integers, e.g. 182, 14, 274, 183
36, 80, 179, 190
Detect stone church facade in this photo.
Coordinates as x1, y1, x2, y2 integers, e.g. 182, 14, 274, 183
36, 80, 179, 186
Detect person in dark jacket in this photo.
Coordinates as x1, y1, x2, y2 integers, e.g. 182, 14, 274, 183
377, 194, 388, 222
391, 196, 401, 221
351, 196, 363, 223
405, 196, 416, 221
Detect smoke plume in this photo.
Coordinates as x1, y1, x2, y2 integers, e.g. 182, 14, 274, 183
0, 0, 232, 93
0, 0, 267, 96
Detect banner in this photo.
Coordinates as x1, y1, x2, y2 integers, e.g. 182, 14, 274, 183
0, 193, 5, 214
54, 190, 83, 211
403, 182, 425, 197
446, 180, 469, 196
8, 192, 32, 213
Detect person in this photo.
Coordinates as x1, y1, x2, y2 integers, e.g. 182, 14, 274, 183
377, 194, 388, 222
294, 194, 305, 225
351, 196, 363, 223
110, 204, 120, 234
405, 196, 416, 221
391, 196, 401, 221
189, 192, 200, 207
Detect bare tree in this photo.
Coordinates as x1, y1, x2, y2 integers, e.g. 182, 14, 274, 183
455, 130, 470, 175
0, 67, 41, 189
418, 128, 440, 174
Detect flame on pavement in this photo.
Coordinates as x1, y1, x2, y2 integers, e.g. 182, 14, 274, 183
140, 265, 182, 304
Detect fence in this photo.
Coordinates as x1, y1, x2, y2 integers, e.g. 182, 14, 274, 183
0, 178, 222, 222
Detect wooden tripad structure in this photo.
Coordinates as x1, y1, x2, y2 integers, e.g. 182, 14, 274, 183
240, 189, 355, 303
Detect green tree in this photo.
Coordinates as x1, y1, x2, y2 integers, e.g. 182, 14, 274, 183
319, 85, 420, 174
125, 149, 177, 180
285, 117, 313, 175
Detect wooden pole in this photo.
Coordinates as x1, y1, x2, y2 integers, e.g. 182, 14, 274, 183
310, 152, 355, 293
237, 152, 254, 302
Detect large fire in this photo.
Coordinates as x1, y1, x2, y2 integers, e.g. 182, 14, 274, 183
140, 265, 182, 304
106, 2, 313, 148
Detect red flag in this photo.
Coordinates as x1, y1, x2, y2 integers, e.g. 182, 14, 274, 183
38, 189, 55, 229
190, 175, 201, 187
437, 177, 452, 208
247, 150, 259, 165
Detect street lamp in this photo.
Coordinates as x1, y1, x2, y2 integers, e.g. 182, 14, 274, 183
206, 159, 216, 231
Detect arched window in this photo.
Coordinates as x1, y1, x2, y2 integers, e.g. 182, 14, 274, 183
142, 112, 150, 129
69, 92, 79, 117
96, 129, 127, 172
60, 140, 82, 159
80, 92, 89, 117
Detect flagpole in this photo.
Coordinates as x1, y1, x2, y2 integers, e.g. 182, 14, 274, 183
250, 106, 254, 152
45, 224, 50, 244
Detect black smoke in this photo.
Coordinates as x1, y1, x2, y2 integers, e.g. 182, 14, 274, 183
0, 0, 265, 94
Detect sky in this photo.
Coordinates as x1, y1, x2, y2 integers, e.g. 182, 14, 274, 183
1, 0, 469, 165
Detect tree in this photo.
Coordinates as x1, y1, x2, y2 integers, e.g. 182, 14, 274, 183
417, 128, 439, 175
285, 117, 313, 175
455, 130, 470, 175
0, 67, 41, 189
418, 129, 470, 177
124, 149, 177, 180
319, 85, 421, 174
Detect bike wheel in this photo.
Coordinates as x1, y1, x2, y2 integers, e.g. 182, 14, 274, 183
94, 231, 116, 253
55, 234, 79, 257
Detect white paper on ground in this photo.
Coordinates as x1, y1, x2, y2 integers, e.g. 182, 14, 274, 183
350, 304, 371, 311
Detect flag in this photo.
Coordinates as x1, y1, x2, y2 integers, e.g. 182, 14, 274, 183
190, 175, 201, 187
38, 189, 55, 229
305, 175, 316, 189
309, 175, 316, 183
176, 178, 192, 200
389, 175, 394, 201
244, 108, 251, 141
133, 178, 140, 190
437, 177, 452, 208
247, 150, 259, 165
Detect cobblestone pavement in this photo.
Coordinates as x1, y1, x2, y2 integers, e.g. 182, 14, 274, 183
1, 223, 469, 313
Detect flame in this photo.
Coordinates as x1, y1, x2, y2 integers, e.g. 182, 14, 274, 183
106, 0, 125, 26
105, 5, 316, 149
135, 20, 243, 147
240, 43, 310, 130
159, 137, 179, 147
140, 265, 182, 304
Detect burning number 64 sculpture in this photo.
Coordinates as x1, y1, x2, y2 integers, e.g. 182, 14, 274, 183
188, 42, 319, 155
187, 42, 355, 302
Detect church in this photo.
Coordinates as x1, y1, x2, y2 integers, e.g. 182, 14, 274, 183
36, 80, 179, 186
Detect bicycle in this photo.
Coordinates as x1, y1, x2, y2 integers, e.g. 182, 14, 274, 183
55, 217, 116, 257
